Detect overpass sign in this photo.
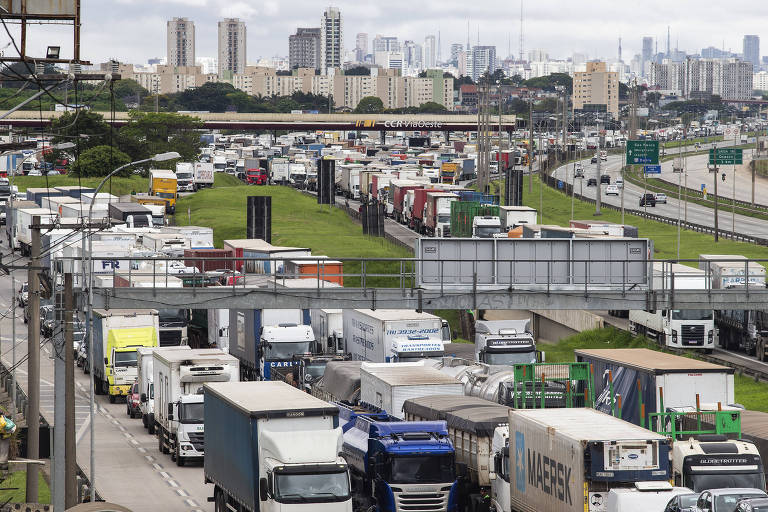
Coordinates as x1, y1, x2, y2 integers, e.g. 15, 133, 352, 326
626, 140, 660, 165
709, 148, 743, 166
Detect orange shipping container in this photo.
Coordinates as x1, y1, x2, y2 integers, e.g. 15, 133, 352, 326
284, 258, 344, 285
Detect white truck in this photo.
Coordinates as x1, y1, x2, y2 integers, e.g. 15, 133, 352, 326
342, 309, 450, 363
175, 162, 195, 192
204, 381, 353, 512
288, 163, 307, 187
340, 165, 361, 199
193, 162, 214, 189
498, 206, 538, 231
629, 262, 717, 351
259, 324, 315, 381
474, 319, 538, 366
137, 345, 190, 434
14, 207, 56, 256
311, 309, 343, 355
270, 158, 290, 184
473, 216, 502, 238
212, 154, 227, 173
154, 348, 239, 466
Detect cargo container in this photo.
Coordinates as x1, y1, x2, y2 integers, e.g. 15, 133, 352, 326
193, 161, 214, 189
270, 158, 290, 184
569, 220, 637, 238
283, 257, 343, 285
360, 363, 465, 419
183, 248, 233, 272
142, 233, 190, 254
409, 188, 440, 232
40, 195, 79, 214
450, 201, 500, 238
25, 187, 63, 206
58, 202, 108, 223
80, 192, 118, 207
136, 345, 190, 434
14, 207, 56, 256
508, 408, 671, 512
108, 202, 153, 228
389, 179, 428, 223
370, 173, 394, 202
164, 225, 214, 249
454, 190, 499, 205
440, 161, 460, 183
499, 206, 538, 230
426, 192, 460, 237
149, 169, 177, 213
204, 381, 352, 512
222, 238, 311, 274
311, 309, 343, 354
575, 348, 735, 426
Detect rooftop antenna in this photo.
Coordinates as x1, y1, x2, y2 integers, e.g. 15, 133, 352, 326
519, 0, 524, 61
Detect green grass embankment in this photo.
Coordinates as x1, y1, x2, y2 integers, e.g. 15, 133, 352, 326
0, 470, 50, 504
13, 175, 148, 196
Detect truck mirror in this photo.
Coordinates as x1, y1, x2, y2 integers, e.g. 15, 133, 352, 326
168, 403, 174, 417
327, 336, 333, 348
536, 350, 546, 363
661, 310, 667, 317
104, 358, 108, 365
259, 478, 268, 501
456, 462, 468, 480
140, 393, 147, 403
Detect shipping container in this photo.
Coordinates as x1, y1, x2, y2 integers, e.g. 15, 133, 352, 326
389, 179, 428, 223
499, 206, 538, 230
425, 192, 459, 236
183, 248, 234, 272
41, 195, 79, 214
26, 187, 63, 207
164, 226, 214, 249
450, 201, 500, 238
698, 254, 767, 289
222, 238, 311, 274
409, 188, 440, 231
283, 257, 343, 285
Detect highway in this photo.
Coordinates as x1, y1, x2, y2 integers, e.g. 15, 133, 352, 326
0, 251, 213, 511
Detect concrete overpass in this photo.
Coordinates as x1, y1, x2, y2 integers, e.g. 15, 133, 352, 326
1, 111, 518, 132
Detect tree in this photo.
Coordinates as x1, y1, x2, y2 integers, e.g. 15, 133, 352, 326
453, 75, 475, 90
417, 101, 448, 114
522, 73, 573, 93
69, 145, 131, 177
354, 96, 384, 114
50, 111, 111, 152
117, 112, 202, 163
112, 79, 149, 101
175, 82, 240, 112
345, 66, 371, 76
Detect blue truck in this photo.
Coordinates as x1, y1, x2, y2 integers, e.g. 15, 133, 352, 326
337, 402, 458, 512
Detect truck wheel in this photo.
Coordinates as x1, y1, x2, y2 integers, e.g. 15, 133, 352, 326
175, 446, 184, 467
142, 414, 147, 428
214, 488, 226, 512
109, 394, 115, 404
148, 419, 155, 435
758, 343, 766, 362
158, 433, 164, 454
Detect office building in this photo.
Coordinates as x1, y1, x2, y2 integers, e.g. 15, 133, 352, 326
289, 28, 321, 70
218, 18, 246, 77
403, 40, 423, 70
450, 44, 463, 66
650, 58, 753, 101
424, 35, 436, 69
744, 35, 760, 70
469, 46, 497, 81
372, 35, 400, 53
167, 17, 195, 67
321, 7, 343, 73
572, 61, 619, 116
641, 36, 653, 75
355, 32, 368, 63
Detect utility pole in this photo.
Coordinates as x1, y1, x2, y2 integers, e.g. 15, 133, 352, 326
528, 95, 533, 193
26, 215, 41, 502
713, 145, 719, 242
562, 87, 567, 160
64, 273, 77, 508
10, 273, 16, 420
595, 131, 602, 216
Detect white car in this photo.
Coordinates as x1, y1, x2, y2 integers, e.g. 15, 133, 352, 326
605, 185, 620, 196
655, 193, 668, 204
615, 177, 624, 188
26, 169, 42, 176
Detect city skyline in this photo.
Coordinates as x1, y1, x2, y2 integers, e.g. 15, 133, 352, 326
9, 1, 768, 68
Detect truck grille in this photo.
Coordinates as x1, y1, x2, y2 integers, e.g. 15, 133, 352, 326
159, 330, 182, 346
394, 490, 448, 512
187, 432, 204, 451
681, 324, 705, 346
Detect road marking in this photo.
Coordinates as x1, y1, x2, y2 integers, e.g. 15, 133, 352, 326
129, 439, 139, 446
137, 447, 146, 453
167, 480, 179, 488
159, 470, 169, 478
176, 489, 189, 497
184, 500, 199, 508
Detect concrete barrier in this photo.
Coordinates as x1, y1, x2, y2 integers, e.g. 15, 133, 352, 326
531, 309, 605, 341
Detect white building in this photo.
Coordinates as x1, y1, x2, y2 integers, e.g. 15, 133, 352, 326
754, 71, 768, 91
424, 35, 436, 69
651, 58, 754, 101
321, 7, 343, 73
167, 17, 195, 68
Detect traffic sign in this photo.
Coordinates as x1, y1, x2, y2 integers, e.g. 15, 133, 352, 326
626, 140, 660, 165
708, 148, 743, 166
643, 165, 661, 174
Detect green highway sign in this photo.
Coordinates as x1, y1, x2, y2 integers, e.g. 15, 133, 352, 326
626, 140, 660, 165
709, 148, 743, 166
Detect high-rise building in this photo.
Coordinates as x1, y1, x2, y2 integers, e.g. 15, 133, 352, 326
403, 40, 423, 70
321, 7, 343, 73
572, 61, 619, 117
355, 32, 368, 62
372, 35, 399, 53
289, 28, 321, 70
650, 58, 753, 101
167, 17, 195, 67
469, 46, 496, 81
450, 44, 463, 66
641, 36, 653, 75
424, 35, 436, 69
744, 35, 760, 70
218, 18, 246, 77
528, 49, 548, 62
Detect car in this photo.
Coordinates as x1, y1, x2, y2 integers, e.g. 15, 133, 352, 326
640, 193, 656, 207
694, 489, 768, 512
126, 381, 141, 418
655, 193, 668, 204
600, 150, 608, 161
600, 174, 611, 184
590, 156, 598, 164
26, 169, 42, 176
605, 185, 620, 196
615, 177, 624, 188
77, 342, 88, 370
587, 178, 597, 187
736, 497, 768, 511
664, 493, 699, 512
18, 282, 28, 307
40, 305, 56, 338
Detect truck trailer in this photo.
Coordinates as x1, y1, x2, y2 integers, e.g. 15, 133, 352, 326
204, 381, 353, 512
137, 345, 191, 434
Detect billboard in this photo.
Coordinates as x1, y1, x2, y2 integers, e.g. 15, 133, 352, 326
0, 0, 76, 16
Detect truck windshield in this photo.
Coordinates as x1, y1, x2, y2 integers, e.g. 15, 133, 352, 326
475, 226, 499, 238
485, 351, 536, 365
672, 309, 713, 320
177, 173, 193, 180
687, 473, 765, 493
265, 341, 312, 360
304, 363, 326, 381
158, 309, 188, 323
274, 470, 350, 503
388, 454, 455, 484
114, 351, 137, 367
437, 214, 450, 224
178, 402, 204, 424
155, 192, 175, 199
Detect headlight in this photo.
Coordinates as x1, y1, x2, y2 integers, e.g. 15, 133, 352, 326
182, 444, 193, 451
672, 330, 678, 343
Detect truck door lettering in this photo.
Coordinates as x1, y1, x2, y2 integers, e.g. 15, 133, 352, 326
542, 455, 550, 493
557, 462, 564, 501
527, 448, 572, 506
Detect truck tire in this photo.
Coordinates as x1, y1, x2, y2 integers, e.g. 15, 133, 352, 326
158, 432, 164, 454
758, 342, 766, 362
142, 414, 147, 428
148, 417, 155, 435
214, 488, 226, 512
175, 445, 184, 467
109, 394, 115, 404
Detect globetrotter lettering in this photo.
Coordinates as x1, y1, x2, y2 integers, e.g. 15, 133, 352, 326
527, 449, 572, 506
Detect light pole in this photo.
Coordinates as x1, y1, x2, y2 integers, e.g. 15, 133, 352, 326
83, 151, 179, 501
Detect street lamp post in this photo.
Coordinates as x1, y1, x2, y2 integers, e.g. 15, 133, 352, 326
83, 151, 179, 501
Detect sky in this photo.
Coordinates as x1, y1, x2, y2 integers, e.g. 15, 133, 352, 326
4, 0, 768, 66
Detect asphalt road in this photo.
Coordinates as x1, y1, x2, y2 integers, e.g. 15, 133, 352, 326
0, 248, 212, 511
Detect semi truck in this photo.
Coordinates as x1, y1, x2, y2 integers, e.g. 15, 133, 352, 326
157, 308, 190, 347
408, 188, 439, 232
154, 348, 239, 466
137, 345, 190, 434
425, 191, 458, 237
204, 381, 353, 512
175, 162, 195, 192
108, 202, 153, 228
403, 395, 512, 512
337, 401, 459, 512
474, 319, 538, 366
629, 262, 717, 352
311, 308, 343, 355
498, 206, 538, 231
91, 309, 160, 403
149, 169, 177, 213
342, 309, 449, 363
193, 161, 214, 189
508, 408, 671, 512
14, 207, 57, 256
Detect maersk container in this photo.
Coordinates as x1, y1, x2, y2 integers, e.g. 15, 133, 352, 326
508, 408, 671, 512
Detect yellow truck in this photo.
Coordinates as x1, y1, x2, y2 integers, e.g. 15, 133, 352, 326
440, 161, 460, 184
149, 169, 178, 213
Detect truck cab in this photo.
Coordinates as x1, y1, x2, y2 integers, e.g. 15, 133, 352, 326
474, 320, 538, 366
489, 426, 511, 512
105, 327, 158, 402
149, 169, 178, 213
175, 163, 195, 192
168, 393, 205, 464
472, 216, 502, 238
158, 308, 190, 347
259, 324, 314, 380
246, 168, 267, 185
673, 435, 764, 493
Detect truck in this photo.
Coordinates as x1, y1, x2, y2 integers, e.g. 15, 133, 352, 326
108, 202, 153, 228
245, 167, 267, 185
149, 169, 177, 213
390, 180, 427, 223
474, 319, 538, 366
91, 309, 160, 403
403, 395, 512, 512
629, 262, 717, 351
157, 308, 190, 347
409, 188, 439, 232
204, 381, 353, 512
272, 354, 347, 393
425, 192, 459, 237
212, 154, 226, 172
340, 165, 361, 199
228, 308, 312, 380
311, 308, 343, 355
154, 348, 239, 466
441, 161, 460, 184
508, 408, 671, 512
193, 161, 214, 189
289, 163, 307, 187
698, 255, 768, 358
270, 158, 290, 184
498, 206, 538, 231
450, 201, 500, 238
337, 401, 459, 512
175, 162, 195, 192
343, 309, 450, 363
13, 206, 57, 256
137, 345, 191, 434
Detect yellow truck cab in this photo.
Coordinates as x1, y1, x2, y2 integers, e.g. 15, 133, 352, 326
105, 327, 158, 401
149, 169, 178, 213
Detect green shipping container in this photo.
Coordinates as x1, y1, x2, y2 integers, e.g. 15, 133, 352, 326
450, 201, 500, 238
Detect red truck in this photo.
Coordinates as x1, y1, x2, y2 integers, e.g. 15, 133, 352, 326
245, 168, 267, 185
425, 192, 458, 237
409, 188, 440, 233
390, 180, 426, 223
